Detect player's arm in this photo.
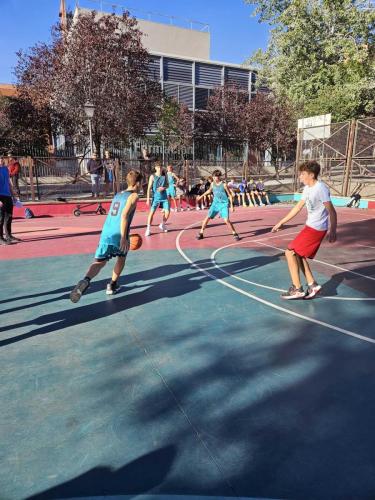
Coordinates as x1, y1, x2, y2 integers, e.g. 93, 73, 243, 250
271, 199, 305, 232
197, 184, 212, 202
324, 201, 337, 242
224, 183, 234, 211
119, 193, 139, 252
146, 175, 154, 205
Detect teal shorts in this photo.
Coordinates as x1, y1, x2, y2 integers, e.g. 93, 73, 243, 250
95, 242, 128, 261
166, 186, 176, 198
208, 202, 229, 219
151, 199, 170, 212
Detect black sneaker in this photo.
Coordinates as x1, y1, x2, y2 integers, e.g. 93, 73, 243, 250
196, 233, 204, 240
106, 282, 120, 295
281, 285, 305, 300
8, 235, 22, 242
70, 279, 90, 303
233, 233, 240, 241
0, 238, 12, 246
304, 281, 322, 300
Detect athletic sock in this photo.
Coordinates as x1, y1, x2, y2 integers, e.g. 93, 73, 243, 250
84, 276, 91, 282
110, 279, 118, 286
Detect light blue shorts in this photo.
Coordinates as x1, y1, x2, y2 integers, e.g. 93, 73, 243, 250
151, 199, 170, 212
208, 202, 229, 220
166, 186, 176, 198
95, 242, 128, 261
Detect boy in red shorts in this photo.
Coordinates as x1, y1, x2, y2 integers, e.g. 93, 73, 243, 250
271, 160, 337, 299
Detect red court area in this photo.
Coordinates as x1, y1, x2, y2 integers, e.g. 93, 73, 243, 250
3, 205, 375, 264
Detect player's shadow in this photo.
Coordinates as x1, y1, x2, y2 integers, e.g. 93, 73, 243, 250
22, 229, 101, 242
27, 445, 176, 499
0, 263, 196, 310
0, 254, 281, 347
318, 261, 375, 298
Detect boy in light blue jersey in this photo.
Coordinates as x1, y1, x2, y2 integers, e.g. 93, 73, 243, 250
145, 162, 170, 236
70, 170, 142, 302
166, 164, 179, 212
196, 169, 240, 240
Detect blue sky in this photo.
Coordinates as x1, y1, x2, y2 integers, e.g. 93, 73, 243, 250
0, 0, 270, 83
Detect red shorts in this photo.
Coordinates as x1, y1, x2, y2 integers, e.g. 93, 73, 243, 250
288, 225, 327, 259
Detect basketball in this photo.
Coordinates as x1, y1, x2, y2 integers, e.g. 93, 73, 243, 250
129, 233, 142, 251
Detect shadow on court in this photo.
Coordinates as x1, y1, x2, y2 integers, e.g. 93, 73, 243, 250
0, 254, 282, 347
27, 445, 176, 499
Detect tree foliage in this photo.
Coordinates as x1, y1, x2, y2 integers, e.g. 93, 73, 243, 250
246, 0, 375, 120
244, 93, 296, 159
154, 97, 193, 152
15, 11, 161, 151
195, 85, 249, 156
0, 96, 51, 154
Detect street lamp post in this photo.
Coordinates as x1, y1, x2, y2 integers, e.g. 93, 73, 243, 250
84, 101, 95, 156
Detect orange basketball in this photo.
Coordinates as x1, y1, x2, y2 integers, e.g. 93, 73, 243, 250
129, 233, 142, 251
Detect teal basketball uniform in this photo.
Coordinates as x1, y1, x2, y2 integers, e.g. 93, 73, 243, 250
151, 174, 170, 211
208, 182, 229, 219
166, 173, 176, 198
95, 191, 136, 260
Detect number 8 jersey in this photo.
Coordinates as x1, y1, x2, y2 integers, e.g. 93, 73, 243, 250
99, 191, 136, 248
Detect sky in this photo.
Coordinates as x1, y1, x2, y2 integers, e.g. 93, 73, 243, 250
0, 0, 270, 83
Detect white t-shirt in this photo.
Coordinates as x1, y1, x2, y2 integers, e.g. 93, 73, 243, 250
301, 181, 331, 231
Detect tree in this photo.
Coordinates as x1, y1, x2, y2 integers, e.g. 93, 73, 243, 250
244, 93, 296, 164
154, 97, 193, 160
195, 85, 248, 165
246, 0, 375, 120
15, 11, 161, 153
0, 95, 51, 154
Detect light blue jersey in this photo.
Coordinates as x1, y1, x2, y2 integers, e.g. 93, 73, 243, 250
153, 175, 168, 202
167, 173, 176, 197
95, 191, 136, 260
212, 182, 229, 204
208, 182, 229, 219
167, 173, 175, 187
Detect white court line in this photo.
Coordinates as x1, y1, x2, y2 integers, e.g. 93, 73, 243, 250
357, 244, 375, 250
176, 222, 375, 345
211, 241, 375, 301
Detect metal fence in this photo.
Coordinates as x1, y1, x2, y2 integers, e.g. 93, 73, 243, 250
7, 115, 375, 201
296, 117, 375, 198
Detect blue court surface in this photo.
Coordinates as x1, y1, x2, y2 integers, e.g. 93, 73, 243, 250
1, 207, 375, 499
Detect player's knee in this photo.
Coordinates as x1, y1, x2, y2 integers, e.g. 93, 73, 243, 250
285, 248, 293, 258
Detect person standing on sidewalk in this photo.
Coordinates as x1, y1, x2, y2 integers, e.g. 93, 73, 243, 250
0, 156, 20, 245
87, 152, 103, 198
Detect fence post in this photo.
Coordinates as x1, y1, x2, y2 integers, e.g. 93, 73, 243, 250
343, 119, 356, 197
114, 159, 120, 194
28, 156, 36, 202
294, 128, 303, 192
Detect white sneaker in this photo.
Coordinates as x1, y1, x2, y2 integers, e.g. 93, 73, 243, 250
304, 282, 322, 300
145, 227, 151, 236
159, 223, 168, 232
196, 206, 201, 211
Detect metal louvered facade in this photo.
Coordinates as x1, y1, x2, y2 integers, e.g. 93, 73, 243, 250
148, 54, 257, 111
163, 58, 193, 83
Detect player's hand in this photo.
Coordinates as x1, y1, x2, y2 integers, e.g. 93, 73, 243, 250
157, 187, 165, 192
271, 222, 283, 232
119, 237, 129, 253
146, 199, 150, 206
327, 229, 337, 243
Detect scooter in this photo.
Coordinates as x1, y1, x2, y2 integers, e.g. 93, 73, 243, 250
73, 201, 106, 217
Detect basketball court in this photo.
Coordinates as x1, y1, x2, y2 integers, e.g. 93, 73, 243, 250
1, 205, 375, 499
